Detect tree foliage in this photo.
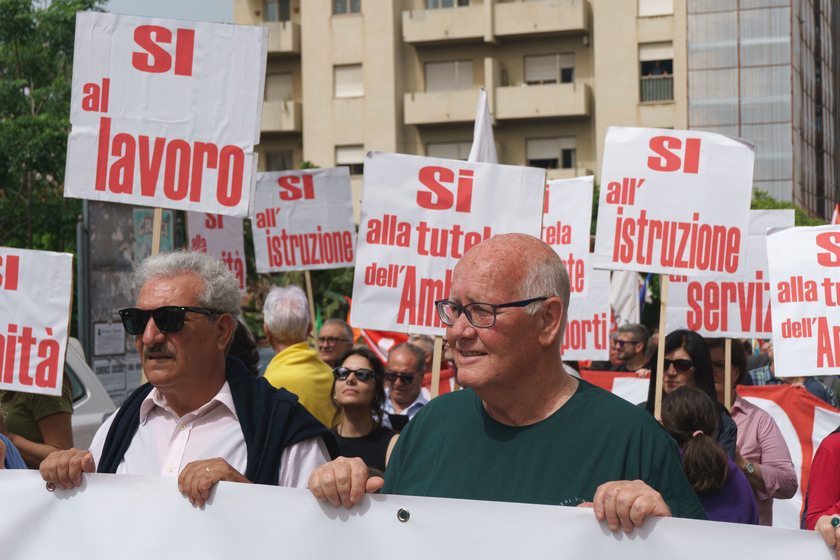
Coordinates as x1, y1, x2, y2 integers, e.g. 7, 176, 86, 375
750, 188, 826, 226
0, 0, 104, 251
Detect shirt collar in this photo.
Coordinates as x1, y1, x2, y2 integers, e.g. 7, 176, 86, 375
139, 381, 238, 423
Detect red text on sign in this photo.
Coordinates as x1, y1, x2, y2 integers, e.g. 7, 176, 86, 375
204, 214, 224, 229
366, 214, 411, 247
365, 262, 405, 288
0, 325, 60, 389
816, 232, 840, 267
416, 222, 491, 259
605, 177, 644, 206
647, 136, 701, 174
264, 227, 353, 268
132, 26, 195, 77
81, 78, 110, 113
190, 234, 207, 252
684, 271, 771, 333
562, 312, 608, 352
416, 166, 473, 213
94, 117, 245, 207
278, 175, 315, 201
221, 250, 245, 290
817, 317, 840, 367
777, 276, 819, 303
0, 255, 20, 292
398, 267, 451, 329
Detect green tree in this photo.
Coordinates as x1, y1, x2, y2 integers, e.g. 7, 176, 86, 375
0, 0, 104, 252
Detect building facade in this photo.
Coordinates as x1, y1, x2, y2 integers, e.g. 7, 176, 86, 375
234, 0, 837, 221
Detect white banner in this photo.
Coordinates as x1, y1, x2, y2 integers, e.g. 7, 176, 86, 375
667, 210, 794, 337
0, 248, 72, 396
187, 212, 247, 293
593, 127, 753, 276
64, 12, 267, 217
0, 471, 829, 559
542, 176, 593, 295
562, 268, 611, 360
351, 152, 545, 335
251, 167, 356, 272
767, 225, 840, 377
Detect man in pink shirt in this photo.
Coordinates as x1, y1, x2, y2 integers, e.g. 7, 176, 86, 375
707, 338, 798, 525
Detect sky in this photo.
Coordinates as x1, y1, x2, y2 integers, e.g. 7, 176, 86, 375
105, 0, 233, 23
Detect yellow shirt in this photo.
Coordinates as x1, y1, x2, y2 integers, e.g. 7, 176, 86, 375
263, 342, 335, 427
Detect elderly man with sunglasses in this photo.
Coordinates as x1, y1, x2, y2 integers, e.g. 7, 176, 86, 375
309, 234, 705, 530
382, 343, 428, 426
40, 251, 336, 506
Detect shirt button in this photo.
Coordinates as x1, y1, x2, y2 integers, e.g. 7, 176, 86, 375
167, 466, 174, 472
180, 424, 186, 431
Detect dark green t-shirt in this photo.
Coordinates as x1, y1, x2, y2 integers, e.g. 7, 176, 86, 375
382, 380, 706, 519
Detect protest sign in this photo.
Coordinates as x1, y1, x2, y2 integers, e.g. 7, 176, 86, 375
542, 176, 593, 295
251, 167, 356, 273
667, 210, 794, 336
767, 225, 840, 377
187, 212, 247, 292
593, 127, 753, 276
350, 152, 545, 335
0, 248, 73, 396
562, 268, 610, 360
1, 471, 829, 559
64, 12, 267, 217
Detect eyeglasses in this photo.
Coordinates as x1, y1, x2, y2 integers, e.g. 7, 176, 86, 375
333, 367, 376, 382
612, 339, 641, 348
435, 297, 549, 328
663, 358, 694, 373
318, 336, 352, 345
118, 306, 218, 335
385, 371, 422, 384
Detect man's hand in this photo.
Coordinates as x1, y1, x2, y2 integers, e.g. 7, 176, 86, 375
308, 456, 384, 508
177, 458, 250, 507
592, 480, 671, 532
39, 448, 96, 490
815, 515, 840, 558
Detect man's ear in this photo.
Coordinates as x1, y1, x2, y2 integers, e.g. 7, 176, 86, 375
537, 297, 564, 346
216, 314, 236, 351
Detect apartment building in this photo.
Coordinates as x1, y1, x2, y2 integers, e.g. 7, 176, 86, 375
234, 0, 837, 221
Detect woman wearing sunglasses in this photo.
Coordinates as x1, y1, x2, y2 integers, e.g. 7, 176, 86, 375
330, 347, 398, 476
643, 329, 738, 459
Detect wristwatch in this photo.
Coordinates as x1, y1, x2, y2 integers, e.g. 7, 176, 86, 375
744, 462, 756, 476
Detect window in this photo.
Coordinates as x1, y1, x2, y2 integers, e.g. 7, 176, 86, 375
334, 64, 363, 98
638, 0, 673, 17
639, 42, 673, 102
265, 72, 293, 101
427, 141, 472, 161
264, 0, 290, 21
425, 60, 473, 92
426, 0, 469, 7
336, 145, 364, 175
334, 0, 361, 14
527, 138, 576, 170
524, 54, 574, 85
265, 150, 293, 172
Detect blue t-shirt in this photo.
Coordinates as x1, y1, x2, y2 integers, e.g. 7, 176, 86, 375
1, 434, 26, 469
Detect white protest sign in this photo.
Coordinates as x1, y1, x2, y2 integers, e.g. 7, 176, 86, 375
593, 127, 753, 276
187, 212, 247, 293
64, 12, 267, 217
667, 210, 794, 336
251, 167, 356, 272
767, 225, 840, 377
0, 471, 830, 560
542, 176, 593, 295
351, 152, 545, 335
0, 248, 73, 396
562, 268, 610, 360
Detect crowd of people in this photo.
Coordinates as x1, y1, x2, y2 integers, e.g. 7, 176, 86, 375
4, 234, 840, 555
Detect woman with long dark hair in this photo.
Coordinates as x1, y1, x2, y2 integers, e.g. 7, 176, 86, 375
330, 347, 398, 476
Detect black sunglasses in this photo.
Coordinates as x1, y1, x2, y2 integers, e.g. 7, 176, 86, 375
385, 371, 421, 384
663, 358, 694, 373
333, 367, 376, 382
119, 306, 218, 335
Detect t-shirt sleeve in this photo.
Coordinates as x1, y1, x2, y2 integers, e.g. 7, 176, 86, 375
29, 376, 74, 421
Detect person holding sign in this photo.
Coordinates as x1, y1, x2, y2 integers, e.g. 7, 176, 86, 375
309, 234, 705, 528
40, 251, 337, 506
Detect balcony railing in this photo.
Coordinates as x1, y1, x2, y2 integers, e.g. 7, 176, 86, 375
640, 75, 673, 103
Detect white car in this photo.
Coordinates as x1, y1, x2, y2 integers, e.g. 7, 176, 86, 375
65, 337, 117, 449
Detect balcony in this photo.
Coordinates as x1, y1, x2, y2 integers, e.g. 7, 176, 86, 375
402, 0, 589, 44
402, 5, 484, 44
640, 75, 673, 103
494, 0, 589, 38
404, 88, 479, 125
260, 20, 301, 54
261, 99, 302, 133
494, 83, 591, 120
